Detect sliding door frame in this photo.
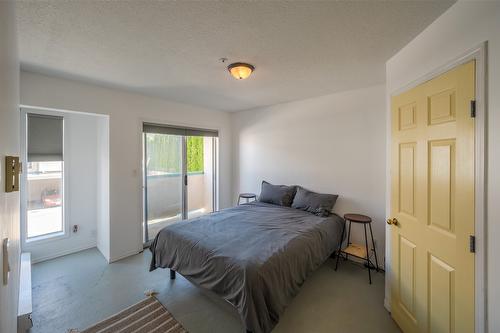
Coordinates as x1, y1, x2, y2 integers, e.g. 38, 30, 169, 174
142, 133, 149, 244
142, 123, 219, 245
181, 137, 188, 220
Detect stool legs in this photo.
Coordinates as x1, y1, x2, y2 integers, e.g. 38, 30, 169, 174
334, 220, 346, 271
335, 218, 379, 284
363, 224, 372, 284
369, 222, 379, 272
346, 220, 352, 261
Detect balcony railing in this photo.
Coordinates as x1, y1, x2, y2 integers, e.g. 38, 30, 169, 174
146, 172, 212, 221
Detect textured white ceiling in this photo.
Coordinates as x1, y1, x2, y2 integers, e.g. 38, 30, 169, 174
17, 1, 454, 112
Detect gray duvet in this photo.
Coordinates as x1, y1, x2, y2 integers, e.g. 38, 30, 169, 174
149, 202, 344, 333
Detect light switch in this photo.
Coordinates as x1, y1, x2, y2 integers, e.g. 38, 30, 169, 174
2, 238, 10, 285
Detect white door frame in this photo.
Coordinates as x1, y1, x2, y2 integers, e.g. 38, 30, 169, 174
386, 42, 487, 333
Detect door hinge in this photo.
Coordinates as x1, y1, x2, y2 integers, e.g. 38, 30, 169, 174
469, 235, 476, 253
470, 100, 476, 118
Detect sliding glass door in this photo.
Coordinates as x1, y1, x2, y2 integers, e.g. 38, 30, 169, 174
186, 136, 216, 219
142, 124, 218, 244
143, 133, 183, 242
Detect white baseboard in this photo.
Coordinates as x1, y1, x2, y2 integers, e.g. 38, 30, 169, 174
31, 244, 141, 264
384, 297, 391, 312
31, 244, 97, 264
108, 248, 142, 263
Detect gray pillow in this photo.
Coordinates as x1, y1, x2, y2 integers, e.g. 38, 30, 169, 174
291, 186, 338, 216
258, 181, 297, 207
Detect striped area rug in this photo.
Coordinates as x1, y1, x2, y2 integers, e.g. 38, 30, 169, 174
73, 296, 187, 333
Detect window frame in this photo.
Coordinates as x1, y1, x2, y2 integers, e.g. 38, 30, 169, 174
20, 108, 69, 246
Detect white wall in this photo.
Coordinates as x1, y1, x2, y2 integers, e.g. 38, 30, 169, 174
96, 116, 110, 260
0, 1, 20, 332
385, 1, 500, 330
20, 71, 233, 262
232, 84, 386, 265
21, 109, 106, 263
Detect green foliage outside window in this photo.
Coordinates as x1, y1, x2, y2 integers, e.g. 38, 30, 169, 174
146, 134, 204, 174
186, 136, 204, 172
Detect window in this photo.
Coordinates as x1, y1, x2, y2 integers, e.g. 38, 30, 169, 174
26, 161, 63, 238
24, 113, 65, 241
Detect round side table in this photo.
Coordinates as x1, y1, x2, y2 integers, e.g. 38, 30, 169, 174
334, 213, 379, 284
238, 193, 257, 205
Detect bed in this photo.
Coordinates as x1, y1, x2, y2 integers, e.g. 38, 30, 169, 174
149, 201, 344, 333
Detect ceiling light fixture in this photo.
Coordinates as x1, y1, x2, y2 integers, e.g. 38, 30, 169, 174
227, 62, 255, 80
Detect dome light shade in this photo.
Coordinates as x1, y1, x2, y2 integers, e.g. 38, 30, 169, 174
228, 62, 255, 80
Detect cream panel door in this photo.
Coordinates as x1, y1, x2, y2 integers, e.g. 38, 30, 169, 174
390, 61, 475, 333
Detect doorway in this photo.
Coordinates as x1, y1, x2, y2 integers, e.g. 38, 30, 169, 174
142, 123, 218, 244
389, 60, 475, 332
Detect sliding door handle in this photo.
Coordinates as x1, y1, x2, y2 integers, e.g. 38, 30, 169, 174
184, 174, 188, 186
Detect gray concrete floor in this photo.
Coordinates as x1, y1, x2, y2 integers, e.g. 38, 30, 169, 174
30, 248, 400, 333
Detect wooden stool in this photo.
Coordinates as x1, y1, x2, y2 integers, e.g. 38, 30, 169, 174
335, 213, 379, 284
238, 193, 257, 205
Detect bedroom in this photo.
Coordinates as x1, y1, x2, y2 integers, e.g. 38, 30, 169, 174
0, 1, 499, 333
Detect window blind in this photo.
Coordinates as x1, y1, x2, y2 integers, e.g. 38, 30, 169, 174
27, 113, 64, 162
143, 122, 218, 137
